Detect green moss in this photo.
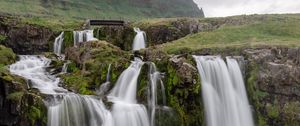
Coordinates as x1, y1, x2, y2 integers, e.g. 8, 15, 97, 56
246, 62, 270, 126
0, 45, 17, 65
283, 102, 300, 126
63, 74, 94, 95
266, 103, 280, 119
27, 106, 41, 125
23, 93, 47, 126
0, 34, 6, 42
7, 92, 24, 102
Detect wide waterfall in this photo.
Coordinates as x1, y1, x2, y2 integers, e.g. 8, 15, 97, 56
193, 56, 254, 126
108, 58, 150, 126
48, 95, 113, 126
132, 28, 146, 50
9, 56, 113, 126
73, 30, 97, 46
53, 32, 64, 56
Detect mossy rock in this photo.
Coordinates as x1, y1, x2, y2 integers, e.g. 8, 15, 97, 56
0, 45, 16, 65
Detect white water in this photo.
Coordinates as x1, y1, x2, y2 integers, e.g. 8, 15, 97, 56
97, 64, 112, 97
132, 28, 146, 50
9, 55, 67, 94
9, 55, 113, 126
148, 62, 167, 126
61, 61, 70, 73
193, 56, 254, 126
53, 32, 64, 56
108, 58, 150, 126
48, 94, 113, 126
73, 30, 98, 46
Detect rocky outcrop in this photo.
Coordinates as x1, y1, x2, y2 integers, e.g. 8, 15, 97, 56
63, 40, 130, 94
244, 47, 300, 126
0, 16, 54, 54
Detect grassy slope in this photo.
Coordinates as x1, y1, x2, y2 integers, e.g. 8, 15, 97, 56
0, 0, 202, 20
158, 14, 300, 54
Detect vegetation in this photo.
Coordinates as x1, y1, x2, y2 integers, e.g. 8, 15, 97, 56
158, 14, 300, 54
0, 45, 17, 65
0, 0, 203, 21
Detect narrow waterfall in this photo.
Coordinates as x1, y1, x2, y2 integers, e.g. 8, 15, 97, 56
193, 56, 254, 126
73, 30, 97, 46
9, 56, 113, 126
53, 32, 64, 56
108, 58, 150, 126
97, 64, 112, 97
148, 62, 166, 126
61, 61, 70, 73
132, 28, 146, 50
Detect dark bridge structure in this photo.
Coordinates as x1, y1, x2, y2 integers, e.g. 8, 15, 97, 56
84, 19, 125, 28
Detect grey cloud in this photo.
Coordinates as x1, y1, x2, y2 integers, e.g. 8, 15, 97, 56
194, 0, 300, 17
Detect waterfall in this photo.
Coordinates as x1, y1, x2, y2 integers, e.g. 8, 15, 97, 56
97, 64, 112, 97
132, 28, 146, 50
61, 61, 69, 73
73, 30, 97, 46
193, 56, 254, 126
9, 56, 113, 126
148, 62, 166, 126
53, 32, 64, 56
9, 55, 67, 94
48, 94, 113, 126
107, 58, 150, 126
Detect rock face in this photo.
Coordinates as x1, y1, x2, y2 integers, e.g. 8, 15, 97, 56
0, 16, 54, 54
244, 47, 300, 126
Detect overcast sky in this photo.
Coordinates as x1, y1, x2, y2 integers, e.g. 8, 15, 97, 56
193, 0, 300, 17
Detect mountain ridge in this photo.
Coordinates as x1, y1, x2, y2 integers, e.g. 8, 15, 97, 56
0, 0, 204, 20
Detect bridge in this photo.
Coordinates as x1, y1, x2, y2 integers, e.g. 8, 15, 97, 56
85, 19, 125, 28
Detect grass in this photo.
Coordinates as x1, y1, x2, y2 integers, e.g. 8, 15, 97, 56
158, 14, 300, 54
20, 16, 82, 32
0, 0, 202, 21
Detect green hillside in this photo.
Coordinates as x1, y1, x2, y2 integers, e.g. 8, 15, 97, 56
158, 14, 300, 54
0, 0, 203, 20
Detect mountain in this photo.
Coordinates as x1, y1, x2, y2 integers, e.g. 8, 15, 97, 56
0, 0, 204, 20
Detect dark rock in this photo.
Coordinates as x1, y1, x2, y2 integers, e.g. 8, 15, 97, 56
0, 16, 54, 54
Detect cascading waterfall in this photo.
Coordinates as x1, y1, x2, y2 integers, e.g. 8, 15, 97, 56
53, 32, 64, 56
132, 28, 146, 50
148, 62, 167, 126
9, 55, 67, 94
108, 58, 150, 126
9, 55, 113, 126
73, 30, 97, 46
193, 56, 254, 126
9, 26, 172, 126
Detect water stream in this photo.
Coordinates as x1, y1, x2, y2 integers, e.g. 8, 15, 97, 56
193, 56, 254, 126
132, 28, 146, 50
53, 32, 64, 56
73, 30, 97, 46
